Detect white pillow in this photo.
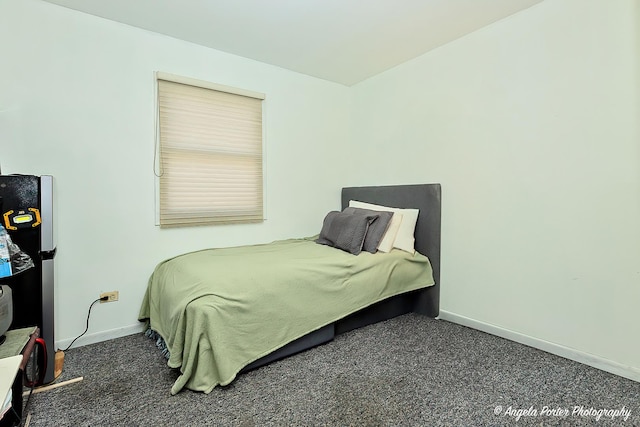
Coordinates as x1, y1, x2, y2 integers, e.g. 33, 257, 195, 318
349, 200, 419, 254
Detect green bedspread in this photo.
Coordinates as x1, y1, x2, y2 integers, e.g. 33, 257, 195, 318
138, 237, 434, 394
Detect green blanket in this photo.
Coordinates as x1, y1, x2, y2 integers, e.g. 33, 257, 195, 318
138, 237, 434, 394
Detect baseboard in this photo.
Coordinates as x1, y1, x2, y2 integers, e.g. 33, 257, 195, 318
55, 323, 146, 351
438, 310, 640, 383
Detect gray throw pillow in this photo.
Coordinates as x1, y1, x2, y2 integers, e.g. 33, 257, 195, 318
316, 211, 379, 255
343, 207, 393, 253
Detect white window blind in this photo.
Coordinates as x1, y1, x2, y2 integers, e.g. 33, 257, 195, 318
156, 74, 264, 227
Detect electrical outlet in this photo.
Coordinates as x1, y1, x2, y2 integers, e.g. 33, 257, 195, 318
100, 291, 119, 303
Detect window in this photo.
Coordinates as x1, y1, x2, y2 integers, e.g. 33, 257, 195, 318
156, 72, 265, 227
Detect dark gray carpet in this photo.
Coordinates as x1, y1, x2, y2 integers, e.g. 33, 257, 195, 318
25, 315, 640, 426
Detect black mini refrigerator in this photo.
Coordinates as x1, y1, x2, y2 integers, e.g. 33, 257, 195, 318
0, 174, 56, 384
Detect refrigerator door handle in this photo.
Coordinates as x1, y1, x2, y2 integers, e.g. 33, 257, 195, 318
40, 247, 56, 260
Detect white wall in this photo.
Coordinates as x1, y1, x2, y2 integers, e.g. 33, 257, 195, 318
1, 0, 638, 383
0, 0, 351, 346
350, 0, 640, 379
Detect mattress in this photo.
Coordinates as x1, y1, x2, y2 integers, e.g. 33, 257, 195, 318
138, 236, 435, 394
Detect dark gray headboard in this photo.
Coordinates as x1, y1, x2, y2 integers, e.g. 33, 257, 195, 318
341, 184, 441, 316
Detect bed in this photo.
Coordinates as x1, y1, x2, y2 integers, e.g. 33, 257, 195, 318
138, 183, 441, 394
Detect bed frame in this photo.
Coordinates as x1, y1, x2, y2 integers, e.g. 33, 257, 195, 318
242, 183, 441, 372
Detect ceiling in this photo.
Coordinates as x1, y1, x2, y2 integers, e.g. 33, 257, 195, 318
42, 0, 543, 86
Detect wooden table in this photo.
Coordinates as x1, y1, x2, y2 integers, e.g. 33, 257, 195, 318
0, 327, 40, 427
